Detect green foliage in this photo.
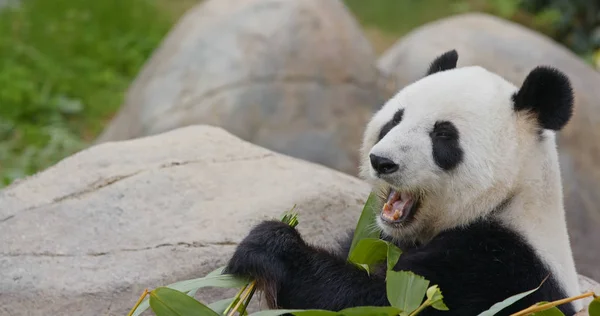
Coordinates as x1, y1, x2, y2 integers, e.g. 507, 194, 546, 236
590, 297, 600, 316
348, 238, 402, 273
0, 0, 177, 187
130, 268, 249, 316
343, 0, 462, 36
529, 304, 565, 315
348, 193, 382, 255
129, 202, 598, 316
150, 287, 219, 316
247, 306, 403, 316
477, 280, 545, 316
426, 286, 449, 312
520, 0, 600, 55
385, 271, 430, 314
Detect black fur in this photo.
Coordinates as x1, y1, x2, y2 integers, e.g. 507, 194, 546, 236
224, 219, 574, 316
426, 50, 459, 76
512, 66, 574, 131
430, 121, 463, 171
378, 109, 404, 141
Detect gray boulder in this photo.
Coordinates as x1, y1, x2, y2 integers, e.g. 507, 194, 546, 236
1, 125, 597, 315
378, 12, 600, 281
96, 0, 390, 176
1, 125, 371, 315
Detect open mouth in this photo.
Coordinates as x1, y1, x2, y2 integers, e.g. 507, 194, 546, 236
381, 189, 420, 224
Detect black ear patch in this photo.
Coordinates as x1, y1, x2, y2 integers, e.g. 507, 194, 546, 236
512, 66, 573, 131
426, 50, 459, 76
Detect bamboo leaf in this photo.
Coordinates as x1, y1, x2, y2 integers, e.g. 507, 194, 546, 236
208, 298, 236, 314
589, 297, 600, 316
248, 309, 335, 316
149, 287, 219, 316
168, 274, 250, 292
130, 274, 249, 316
338, 306, 403, 316
530, 304, 565, 315
348, 238, 402, 272
248, 306, 402, 316
207, 266, 226, 277
477, 279, 546, 316
386, 242, 402, 271
426, 285, 449, 311
348, 193, 381, 257
386, 271, 430, 314
348, 238, 387, 268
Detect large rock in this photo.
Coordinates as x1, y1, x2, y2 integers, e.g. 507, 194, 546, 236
378, 13, 600, 281
96, 0, 390, 176
0, 125, 371, 315
1, 125, 598, 315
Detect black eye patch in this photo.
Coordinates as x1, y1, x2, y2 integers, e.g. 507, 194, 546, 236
378, 109, 404, 141
430, 120, 463, 171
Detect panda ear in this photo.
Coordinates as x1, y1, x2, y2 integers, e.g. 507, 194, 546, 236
426, 50, 459, 75
512, 66, 573, 131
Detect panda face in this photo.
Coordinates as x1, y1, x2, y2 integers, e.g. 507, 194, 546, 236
360, 51, 573, 242
360, 65, 523, 241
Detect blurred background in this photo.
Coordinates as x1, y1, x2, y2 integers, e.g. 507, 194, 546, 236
0, 0, 599, 187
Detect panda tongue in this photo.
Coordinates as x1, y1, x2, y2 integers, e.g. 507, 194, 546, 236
383, 190, 413, 221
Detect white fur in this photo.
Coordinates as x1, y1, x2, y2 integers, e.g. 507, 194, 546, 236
359, 66, 581, 307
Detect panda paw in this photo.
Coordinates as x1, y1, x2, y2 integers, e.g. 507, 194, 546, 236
223, 220, 306, 285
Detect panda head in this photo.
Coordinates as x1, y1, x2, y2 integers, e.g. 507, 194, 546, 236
360, 50, 574, 242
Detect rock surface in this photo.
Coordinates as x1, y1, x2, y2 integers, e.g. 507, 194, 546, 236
96, 0, 390, 176
0, 125, 371, 315
378, 12, 600, 281
1, 125, 598, 315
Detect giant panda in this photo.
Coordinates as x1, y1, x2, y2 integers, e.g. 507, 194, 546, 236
224, 50, 582, 316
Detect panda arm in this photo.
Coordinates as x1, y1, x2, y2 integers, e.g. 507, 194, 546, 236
224, 221, 389, 310
391, 220, 575, 316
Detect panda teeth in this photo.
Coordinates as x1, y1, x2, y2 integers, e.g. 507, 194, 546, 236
387, 190, 400, 203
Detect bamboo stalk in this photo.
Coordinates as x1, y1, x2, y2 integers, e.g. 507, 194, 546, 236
127, 289, 149, 316
510, 291, 595, 316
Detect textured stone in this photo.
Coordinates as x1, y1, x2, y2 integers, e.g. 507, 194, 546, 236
2, 125, 598, 315
378, 12, 600, 281
0, 125, 371, 315
96, 0, 390, 176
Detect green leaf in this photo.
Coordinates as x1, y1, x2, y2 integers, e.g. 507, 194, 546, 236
206, 266, 226, 277
348, 238, 387, 268
130, 298, 150, 316
589, 297, 600, 316
477, 279, 545, 316
130, 274, 249, 316
168, 274, 250, 292
530, 305, 565, 315
338, 306, 403, 316
149, 287, 219, 316
386, 243, 402, 271
208, 298, 236, 315
248, 309, 335, 316
248, 306, 402, 316
348, 192, 382, 257
348, 238, 402, 272
386, 270, 430, 314
426, 285, 449, 311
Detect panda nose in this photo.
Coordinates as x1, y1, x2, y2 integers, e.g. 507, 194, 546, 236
369, 154, 399, 174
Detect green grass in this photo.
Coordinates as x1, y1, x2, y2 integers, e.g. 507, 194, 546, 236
3, 0, 460, 187
0, 0, 187, 186
343, 0, 464, 36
